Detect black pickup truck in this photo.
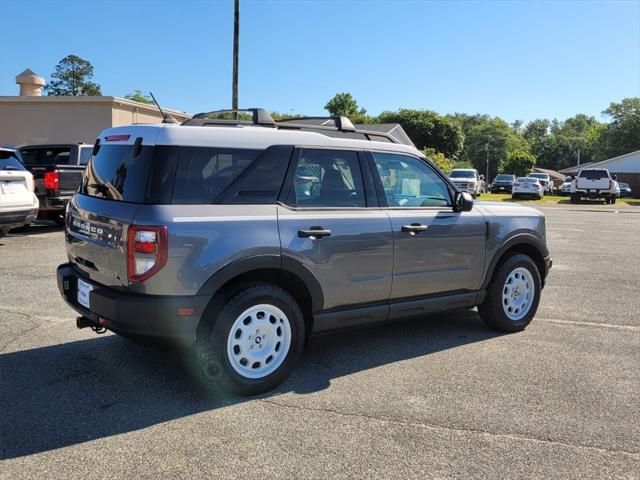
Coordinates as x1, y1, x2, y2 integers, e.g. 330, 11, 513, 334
19, 144, 92, 225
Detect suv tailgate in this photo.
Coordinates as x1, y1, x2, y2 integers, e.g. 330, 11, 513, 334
66, 194, 138, 291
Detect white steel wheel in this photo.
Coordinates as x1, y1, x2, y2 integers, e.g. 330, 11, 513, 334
501, 267, 535, 321
226, 304, 292, 380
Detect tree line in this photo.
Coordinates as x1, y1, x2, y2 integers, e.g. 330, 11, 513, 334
320, 92, 640, 177
45, 55, 639, 178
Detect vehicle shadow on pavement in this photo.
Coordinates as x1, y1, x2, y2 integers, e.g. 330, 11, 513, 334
4, 222, 63, 238
0, 309, 497, 459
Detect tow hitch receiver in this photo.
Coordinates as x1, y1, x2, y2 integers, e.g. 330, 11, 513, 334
76, 316, 107, 334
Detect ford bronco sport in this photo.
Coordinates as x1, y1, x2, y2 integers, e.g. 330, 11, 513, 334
57, 109, 552, 395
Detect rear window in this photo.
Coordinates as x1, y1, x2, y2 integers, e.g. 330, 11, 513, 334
0, 150, 26, 171
81, 144, 262, 204
579, 170, 609, 179
495, 174, 515, 181
20, 147, 71, 166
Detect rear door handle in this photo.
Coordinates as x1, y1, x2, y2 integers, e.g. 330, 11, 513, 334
401, 223, 428, 234
298, 227, 332, 239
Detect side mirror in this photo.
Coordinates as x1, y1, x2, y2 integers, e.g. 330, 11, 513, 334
612, 174, 617, 180
479, 175, 485, 181
454, 191, 474, 212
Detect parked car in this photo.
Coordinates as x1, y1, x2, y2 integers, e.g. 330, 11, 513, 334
559, 177, 573, 195
0, 145, 39, 237
618, 182, 632, 198
56, 109, 552, 396
449, 168, 484, 197
19, 143, 92, 225
570, 168, 618, 204
490, 174, 516, 193
528, 173, 553, 195
512, 177, 544, 200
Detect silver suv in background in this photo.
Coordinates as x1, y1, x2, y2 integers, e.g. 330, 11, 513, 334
57, 109, 552, 395
449, 168, 484, 197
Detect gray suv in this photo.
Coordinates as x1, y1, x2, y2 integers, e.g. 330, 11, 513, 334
57, 109, 552, 395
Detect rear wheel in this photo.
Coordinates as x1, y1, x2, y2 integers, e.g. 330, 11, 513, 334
193, 283, 305, 395
479, 253, 541, 332
610, 196, 616, 205
570, 194, 579, 204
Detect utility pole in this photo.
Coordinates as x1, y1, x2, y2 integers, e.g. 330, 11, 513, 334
232, 0, 239, 118
577, 146, 581, 167
485, 142, 491, 184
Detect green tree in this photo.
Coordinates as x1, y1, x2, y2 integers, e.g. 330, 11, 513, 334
324, 92, 369, 122
125, 90, 153, 104
462, 117, 527, 179
422, 148, 453, 173
46, 54, 101, 96
595, 98, 640, 159
378, 109, 464, 159
501, 150, 536, 177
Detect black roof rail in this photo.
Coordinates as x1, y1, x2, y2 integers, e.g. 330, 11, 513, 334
276, 116, 356, 132
274, 116, 401, 144
182, 108, 275, 127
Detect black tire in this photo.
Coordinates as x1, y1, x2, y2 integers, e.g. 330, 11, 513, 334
570, 194, 579, 204
53, 214, 66, 226
192, 283, 305, 396
610, 196, 616, 204
478, 253, 541, 332
512, 194, 518, 200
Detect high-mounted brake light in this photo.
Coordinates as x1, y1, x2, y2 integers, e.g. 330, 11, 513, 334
44, 171, 59, 190
105, 134, 131, 142
127, 225, 168, 283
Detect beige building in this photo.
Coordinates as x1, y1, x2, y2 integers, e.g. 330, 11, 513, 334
0, 69, 190, 147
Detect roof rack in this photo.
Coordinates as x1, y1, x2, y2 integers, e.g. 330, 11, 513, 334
276, 116, 356, 132
274, 116, 400, 144
182, 108, 276, 127
181, 108, 402, 145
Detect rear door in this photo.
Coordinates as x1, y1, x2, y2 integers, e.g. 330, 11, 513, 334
66, 139, 165, 290
277, 148, 393, 313
368, 151, 486, 299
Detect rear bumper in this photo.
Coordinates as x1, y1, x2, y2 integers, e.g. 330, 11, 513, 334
56, 263, 210, 347
37, 195, 72, 211
0, 208, 38, 229
490, 185, 513, 193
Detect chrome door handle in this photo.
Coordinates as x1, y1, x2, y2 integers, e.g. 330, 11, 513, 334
298, 227, 332, 239
401, 223, 428, 235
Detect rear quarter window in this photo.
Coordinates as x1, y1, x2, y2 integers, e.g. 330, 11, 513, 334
20, 147, 71, 166
172, 147, 261, 204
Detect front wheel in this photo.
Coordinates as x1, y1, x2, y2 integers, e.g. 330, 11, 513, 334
193, 283, 305, 396
478, 253, 541, 332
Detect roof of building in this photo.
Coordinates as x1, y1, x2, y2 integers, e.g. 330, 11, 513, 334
558, 162, 595, 174
0, 95, 190, 118
586, 149, 640, 170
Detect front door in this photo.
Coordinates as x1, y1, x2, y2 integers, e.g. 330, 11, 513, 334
368, 152, 486, 299
277, 148, 393, 312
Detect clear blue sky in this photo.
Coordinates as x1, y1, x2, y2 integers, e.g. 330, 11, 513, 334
1, 0, 638, 123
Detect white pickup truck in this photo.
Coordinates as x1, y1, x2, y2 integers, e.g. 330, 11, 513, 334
570, 168, 619, 204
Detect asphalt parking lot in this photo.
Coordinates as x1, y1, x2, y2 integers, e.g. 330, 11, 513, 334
1, 205, 638, 479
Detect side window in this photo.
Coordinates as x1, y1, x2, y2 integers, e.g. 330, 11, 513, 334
79, 148, 92, 165
288, 149, 365, 208
371, 152, 451, 207
172, 147, 261, 204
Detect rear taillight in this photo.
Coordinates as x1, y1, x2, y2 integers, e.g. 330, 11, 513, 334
44, 171, 59, 190
609, 180, 612, 189
127, 225, 168, 283
514, 182, 520, 187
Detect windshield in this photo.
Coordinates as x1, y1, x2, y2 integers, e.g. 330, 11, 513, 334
529, 173, 547, 179
518, 178, 537, 183
450, 170, 475, 178
494, 174, 514, 181
20, 147, 71, 166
